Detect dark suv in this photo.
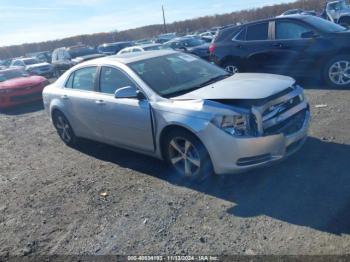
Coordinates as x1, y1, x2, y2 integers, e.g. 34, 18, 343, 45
210, 15, 350, 88
52, 45, 104, 77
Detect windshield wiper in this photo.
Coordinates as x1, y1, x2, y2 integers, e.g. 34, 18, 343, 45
197, 74, 231, 87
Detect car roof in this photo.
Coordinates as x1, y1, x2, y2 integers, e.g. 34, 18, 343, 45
223, 14, 315, 30
85, 50, 177, 65
16, 57, 36, 62
100, 41, 132, 47
139, 43, 161, 48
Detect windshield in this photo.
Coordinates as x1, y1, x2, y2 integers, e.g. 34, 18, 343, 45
68, 47, 97, 58
306, 16, 347, 32
23, 58, 39, 65
0, 69, 29, 82
129, 53, 230, 98
184, 38, 206, 47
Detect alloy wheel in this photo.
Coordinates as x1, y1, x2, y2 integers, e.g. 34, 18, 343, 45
225, 65, 239, 74
168, 137, 201, 177
55, 115, 72, 143
328, 60, 350, 86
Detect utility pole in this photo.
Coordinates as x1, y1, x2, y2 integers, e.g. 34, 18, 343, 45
162, 5, 167, 33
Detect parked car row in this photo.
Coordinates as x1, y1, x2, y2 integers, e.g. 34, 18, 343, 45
2, 10, 350, 112
210, 15, 350, 88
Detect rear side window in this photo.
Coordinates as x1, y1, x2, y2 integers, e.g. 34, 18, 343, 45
65, 73, 74, 88
234, 28, 246, 41
246, 22, 269, 41
99, 67, 134, 94
276, 21, 311, 39
70, 67, 97, 91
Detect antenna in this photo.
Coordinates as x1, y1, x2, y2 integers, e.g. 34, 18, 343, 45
162, 5, 167, 33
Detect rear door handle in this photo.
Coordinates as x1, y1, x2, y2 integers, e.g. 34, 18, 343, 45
61, 95, 69, 100
95, 100, 105, 105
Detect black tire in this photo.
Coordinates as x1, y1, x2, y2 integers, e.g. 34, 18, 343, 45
162, 129, 213, 180
339, 18, 350, 29
52, 111, 77, 146
323, 55, 350, 89
222, 61, 240, 74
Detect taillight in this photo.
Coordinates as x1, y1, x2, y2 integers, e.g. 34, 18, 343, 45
209, 43, 216, 54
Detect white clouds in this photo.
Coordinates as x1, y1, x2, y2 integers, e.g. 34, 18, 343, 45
0, 11, 161, 46
0, 0, 295, 47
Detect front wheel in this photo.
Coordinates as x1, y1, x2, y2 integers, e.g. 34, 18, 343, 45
223, 62, 240, 74
52, 111, 77, 146
163, 129, 213, 180
323, 55, 350, 89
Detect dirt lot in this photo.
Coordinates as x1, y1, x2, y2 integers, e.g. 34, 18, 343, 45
0, 84, 350, 257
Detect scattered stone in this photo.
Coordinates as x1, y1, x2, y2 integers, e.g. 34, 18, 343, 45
244, 249, 256, 255
315, 104, 328, 108
199, 237, 206, 243
143, 218, 148, 224
100, 192, 108, 197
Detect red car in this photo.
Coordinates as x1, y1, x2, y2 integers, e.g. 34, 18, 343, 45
0, 68, 49, 109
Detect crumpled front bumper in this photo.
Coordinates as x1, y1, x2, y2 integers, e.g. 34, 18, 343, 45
198, 109, 310, 175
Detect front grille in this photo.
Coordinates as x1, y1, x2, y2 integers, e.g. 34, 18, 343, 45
251, 85, 308, 137
264, 109, 307, 136
12, 83, 43, 92
262, 95, 301, 121
10, 92, 42, 102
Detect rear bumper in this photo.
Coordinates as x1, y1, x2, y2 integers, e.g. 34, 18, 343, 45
198, 110, 310, 175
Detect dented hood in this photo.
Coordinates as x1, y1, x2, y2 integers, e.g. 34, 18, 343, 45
172, 73, 295, 100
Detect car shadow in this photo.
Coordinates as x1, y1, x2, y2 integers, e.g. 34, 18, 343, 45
0, 101, 44, 115
74, 137, 350, 235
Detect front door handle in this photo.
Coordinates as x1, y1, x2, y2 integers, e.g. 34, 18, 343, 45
273, 43, 288, 48
95, 100, 105, 105
61, 95, 69, 100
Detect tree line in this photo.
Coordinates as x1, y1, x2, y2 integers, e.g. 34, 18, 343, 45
0, 0, 325, 59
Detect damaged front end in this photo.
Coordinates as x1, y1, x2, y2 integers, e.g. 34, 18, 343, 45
209, 85, 310, 138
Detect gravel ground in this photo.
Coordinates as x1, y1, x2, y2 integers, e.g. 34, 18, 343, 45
0, 85, 350, 257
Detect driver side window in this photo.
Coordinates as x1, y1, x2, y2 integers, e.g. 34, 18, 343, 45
99, 67, 134, 95
276, 21, 312, 40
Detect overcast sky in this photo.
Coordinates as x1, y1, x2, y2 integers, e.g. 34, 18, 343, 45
0, 0, 294, 47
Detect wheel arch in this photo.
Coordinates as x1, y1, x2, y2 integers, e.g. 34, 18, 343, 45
318, 50, 350, 73
158, 124, 208, 160
338, 15, 350, 24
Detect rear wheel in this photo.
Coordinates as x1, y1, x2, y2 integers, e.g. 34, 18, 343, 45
323, 55, 350, 89
52, 111, 77, 146
339, 17, 350, 29
163, 129, 213, 180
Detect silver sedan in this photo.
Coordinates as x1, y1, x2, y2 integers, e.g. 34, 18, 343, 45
43, 50, 310, 179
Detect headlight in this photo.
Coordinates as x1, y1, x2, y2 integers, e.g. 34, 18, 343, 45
211, 114, 249, 136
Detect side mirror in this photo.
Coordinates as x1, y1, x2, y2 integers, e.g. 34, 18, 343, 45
114, 86, 146, 100
301, 31, 318, 39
